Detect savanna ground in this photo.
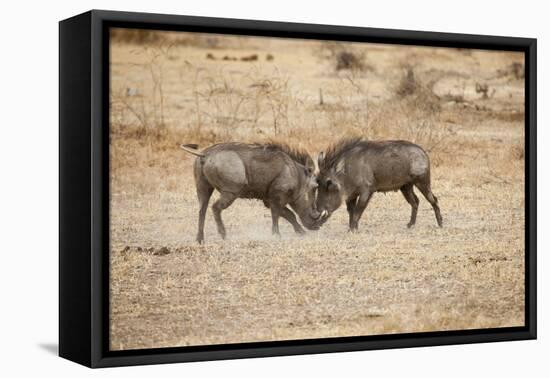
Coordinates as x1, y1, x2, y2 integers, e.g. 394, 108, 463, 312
109, 29, 525, 350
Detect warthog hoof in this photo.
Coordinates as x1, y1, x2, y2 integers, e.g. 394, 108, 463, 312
294, 227, 306, 235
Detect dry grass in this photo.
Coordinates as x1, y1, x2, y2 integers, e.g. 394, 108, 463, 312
109, 29, 525, 351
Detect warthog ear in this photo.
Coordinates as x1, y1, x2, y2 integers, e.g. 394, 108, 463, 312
317, 151, 325, 167
335, 159, 345, 174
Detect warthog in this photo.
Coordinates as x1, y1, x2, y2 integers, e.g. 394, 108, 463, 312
180, 142, 327, 243
316, 138, 443, 231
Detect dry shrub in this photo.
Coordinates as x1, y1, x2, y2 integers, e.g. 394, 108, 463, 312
316, 41, 373, 73
401, 118, 454, 160
395, 65, 441, 113
395, 66, 418, 97
193, 71, 249, 136
369, 100, 453, 161
370, 69, 460, 166
336, 51, 366, 71
241, 54, 259, 62
319, 75, 370, 138
511, 62, 525, 79
475, 82, 497, 99
314, 68, 454, 163
496, 62, 525, 80
188, 69, 300, 138
112, 57, 307, 164
110, 44, 173, 139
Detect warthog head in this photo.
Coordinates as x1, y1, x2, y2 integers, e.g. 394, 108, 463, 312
314, 152, 345, 220
289, 164, 327, 230
315, 171, 343, 220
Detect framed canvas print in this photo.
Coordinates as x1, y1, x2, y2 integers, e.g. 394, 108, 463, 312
59, 10, 536, 368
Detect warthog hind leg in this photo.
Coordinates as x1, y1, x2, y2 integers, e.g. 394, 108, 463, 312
415, 180, 443, 227
196, 178, 214, 244
400, 184, 419, 228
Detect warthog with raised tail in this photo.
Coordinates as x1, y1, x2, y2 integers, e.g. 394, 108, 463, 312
180, 142, 327, 243
315, 138, 443, 231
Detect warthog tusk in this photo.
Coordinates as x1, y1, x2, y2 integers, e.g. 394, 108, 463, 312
321, 210, 328, 218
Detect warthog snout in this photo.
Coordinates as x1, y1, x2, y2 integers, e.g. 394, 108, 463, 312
301, 208, 329, 230
312, 209, 329, 222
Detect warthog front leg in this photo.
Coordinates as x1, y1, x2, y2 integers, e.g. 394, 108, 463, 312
280, 207, 305, 235
212, 192, 237, 239
349, 190, 373, 232
264, 201, 305, 235
270, 204, 282, 236
400, 184, 419, 228
345, 195, 358, 230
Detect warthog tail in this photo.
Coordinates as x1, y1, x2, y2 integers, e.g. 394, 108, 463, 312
180, 144, 205, 157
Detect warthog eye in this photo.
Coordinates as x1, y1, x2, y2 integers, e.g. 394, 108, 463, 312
325, 179, 339, 191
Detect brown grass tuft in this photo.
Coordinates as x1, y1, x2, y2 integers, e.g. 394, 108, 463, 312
335, 51, 366, 71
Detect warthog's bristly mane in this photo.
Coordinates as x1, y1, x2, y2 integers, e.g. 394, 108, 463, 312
319, 137, 365, 171
264, 142, 313, 167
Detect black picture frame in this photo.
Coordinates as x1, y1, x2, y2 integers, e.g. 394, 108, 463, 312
59, 9, 537, 368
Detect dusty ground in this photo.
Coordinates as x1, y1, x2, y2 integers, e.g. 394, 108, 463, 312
109, 29, 525, 350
